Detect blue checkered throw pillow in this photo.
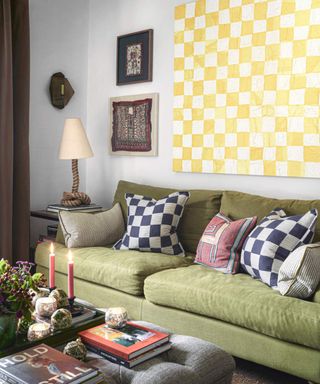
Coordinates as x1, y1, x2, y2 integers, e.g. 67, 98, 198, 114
113, 191, 190, 256
240, 208, 318, 288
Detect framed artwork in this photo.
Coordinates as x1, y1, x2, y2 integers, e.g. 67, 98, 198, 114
117, 29, 153, 85
109, 93, 158, 156
173, 0, 320, 178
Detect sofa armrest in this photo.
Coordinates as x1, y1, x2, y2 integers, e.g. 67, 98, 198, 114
55, 224, 65, 244
312, 282, 320, 304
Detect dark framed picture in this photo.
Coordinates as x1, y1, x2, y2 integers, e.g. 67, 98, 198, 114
109, 93, 158, 156
117, 29, 153, 85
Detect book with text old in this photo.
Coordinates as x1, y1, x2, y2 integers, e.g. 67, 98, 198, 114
0, 344, 99, 384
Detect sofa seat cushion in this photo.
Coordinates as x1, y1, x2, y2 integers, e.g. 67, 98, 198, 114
144, 265, 320, 350
35, 242, 192, 296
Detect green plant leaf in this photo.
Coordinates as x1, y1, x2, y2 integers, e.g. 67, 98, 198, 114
0, 259, 9, 275
32, 273, 43, 282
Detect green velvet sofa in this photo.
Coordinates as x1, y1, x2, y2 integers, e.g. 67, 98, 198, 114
35, 180, 320, 383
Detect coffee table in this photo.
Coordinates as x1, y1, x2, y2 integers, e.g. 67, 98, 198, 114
0, 303, 235, 384
0, 303, 105, 358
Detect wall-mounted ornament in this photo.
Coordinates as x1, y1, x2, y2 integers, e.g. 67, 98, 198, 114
49, 72, 74, 109
109, 93, 158, 156
117, 29, 153, 85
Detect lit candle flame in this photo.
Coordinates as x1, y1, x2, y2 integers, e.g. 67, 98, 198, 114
68, 250, 73, 263
50, 242, 54, 254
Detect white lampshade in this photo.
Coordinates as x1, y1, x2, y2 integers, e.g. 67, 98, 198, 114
59, 118, 93, 160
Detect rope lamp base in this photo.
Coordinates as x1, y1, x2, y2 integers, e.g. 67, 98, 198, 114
60, 191, 91, 207
60, 159, 91, 207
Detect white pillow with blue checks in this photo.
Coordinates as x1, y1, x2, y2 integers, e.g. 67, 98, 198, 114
240, 208, 318, 288
114, 191, 190, 256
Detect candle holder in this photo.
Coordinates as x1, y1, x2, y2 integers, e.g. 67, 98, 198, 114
68, 296, 75, 308
67, 296, 84, 317
27, 322, 51, 341
36, 297, 57, 318
105, 307, 128, 329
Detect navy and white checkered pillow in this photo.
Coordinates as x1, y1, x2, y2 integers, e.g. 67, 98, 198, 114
240, 208, 318, 288
113, 191, 190, 256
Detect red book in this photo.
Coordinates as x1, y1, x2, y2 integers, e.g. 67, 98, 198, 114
79, 322, 169, 360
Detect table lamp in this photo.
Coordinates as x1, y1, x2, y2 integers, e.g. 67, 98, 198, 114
59, 118, 93, 207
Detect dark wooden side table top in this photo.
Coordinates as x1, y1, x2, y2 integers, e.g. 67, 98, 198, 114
0, 304, 106, 358
30, 210, 59, 221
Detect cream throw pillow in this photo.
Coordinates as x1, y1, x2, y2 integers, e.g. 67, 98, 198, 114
59, 203, 125, 248
277, 243, 320, 299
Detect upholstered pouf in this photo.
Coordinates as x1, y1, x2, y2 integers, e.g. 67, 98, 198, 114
86, 321, 235, 384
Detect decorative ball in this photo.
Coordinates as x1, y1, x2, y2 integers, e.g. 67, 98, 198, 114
17, 317, 34, 335
105, 307, 128, 329
49, 289, 69, 308
51, 308, 72, 331
63, 338, 87, 361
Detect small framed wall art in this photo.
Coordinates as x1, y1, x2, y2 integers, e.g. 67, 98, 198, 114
117, 29, 153, 85
109, 93, 158, 156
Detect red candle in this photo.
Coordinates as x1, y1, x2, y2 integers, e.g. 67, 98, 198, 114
49, 243, 55, 289
67, 250, 74, 299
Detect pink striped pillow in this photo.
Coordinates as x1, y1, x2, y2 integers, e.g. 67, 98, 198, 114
195, 212, 257, 274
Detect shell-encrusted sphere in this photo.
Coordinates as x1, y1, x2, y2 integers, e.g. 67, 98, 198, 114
51, 308, 72, 331
49, 289, 69, 308
63, 338, 87, 361
17, 317, 34, 335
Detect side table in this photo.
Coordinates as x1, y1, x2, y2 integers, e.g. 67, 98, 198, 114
30, 210, 59, 265
30, 210, 59, 222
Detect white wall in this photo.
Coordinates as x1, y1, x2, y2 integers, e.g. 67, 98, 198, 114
86, 0, 320, 208
30, 0, 320, 230
29, 0, 89, 243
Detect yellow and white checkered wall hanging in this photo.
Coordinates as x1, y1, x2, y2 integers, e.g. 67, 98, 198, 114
173, 0, 320, 177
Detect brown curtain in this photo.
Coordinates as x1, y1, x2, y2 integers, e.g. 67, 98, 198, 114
0, 0, 30, 264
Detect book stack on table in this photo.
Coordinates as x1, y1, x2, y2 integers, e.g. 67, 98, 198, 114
79, 322, 171, 368
0, 344, 104, 383
47, 204, 102, 213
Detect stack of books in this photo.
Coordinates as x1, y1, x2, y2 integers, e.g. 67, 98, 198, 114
0, 344, 104, 383
79, 322, 171, 368
47, 204, 102, 213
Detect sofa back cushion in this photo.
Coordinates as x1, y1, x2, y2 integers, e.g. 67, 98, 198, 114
113, 180, 222, 254
59, 204, 125, 248
221, 191, 320, 242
